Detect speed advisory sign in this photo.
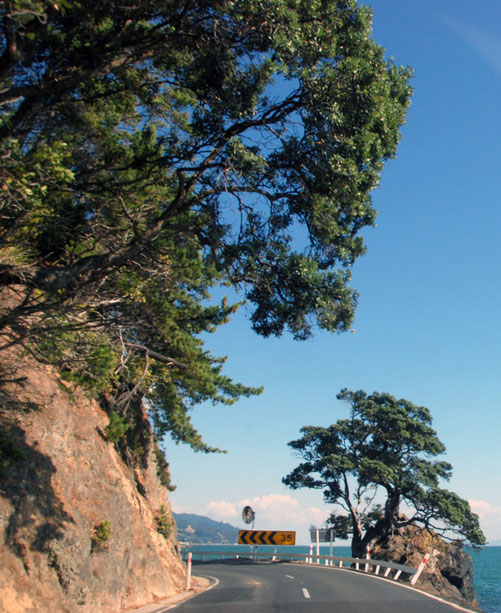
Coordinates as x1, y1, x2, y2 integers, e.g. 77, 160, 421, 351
238, 530, 296, 546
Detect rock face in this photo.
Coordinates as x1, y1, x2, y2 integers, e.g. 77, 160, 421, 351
0, 348, 186, 613
371, 524, 479, 609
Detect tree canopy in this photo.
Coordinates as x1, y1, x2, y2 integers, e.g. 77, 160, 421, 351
0, 1, 412, 454
283, 389, 485, 556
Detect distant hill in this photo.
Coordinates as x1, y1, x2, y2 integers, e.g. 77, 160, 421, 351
173, 513, 239, 544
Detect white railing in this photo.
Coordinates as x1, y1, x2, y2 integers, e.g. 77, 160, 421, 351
182, 549, 429, 585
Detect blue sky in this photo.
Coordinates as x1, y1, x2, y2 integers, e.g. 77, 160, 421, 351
166, 0, 501, 545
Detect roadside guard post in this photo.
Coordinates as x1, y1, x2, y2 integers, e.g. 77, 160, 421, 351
365, 547, 371, 572
410, 552, 430, 585
186, 552, 192, 591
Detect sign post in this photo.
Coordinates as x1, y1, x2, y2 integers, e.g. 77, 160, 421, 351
309, 528, 335, 565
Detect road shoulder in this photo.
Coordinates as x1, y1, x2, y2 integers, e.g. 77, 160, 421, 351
123, 576, 213, 613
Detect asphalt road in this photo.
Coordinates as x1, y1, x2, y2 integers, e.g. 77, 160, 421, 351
169, 560, 474, 612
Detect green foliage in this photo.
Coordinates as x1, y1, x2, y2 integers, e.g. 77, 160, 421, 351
326, 513, 352, 541
58, 337, 119, 397
91, 520, 111, 551
0, 1, 411, 450
284, 389, 485, 556
155, 505, 172, 539
104, 413, 129, 444
154, 446, 176, 492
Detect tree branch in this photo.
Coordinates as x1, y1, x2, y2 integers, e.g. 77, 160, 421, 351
124, 342, 187, 370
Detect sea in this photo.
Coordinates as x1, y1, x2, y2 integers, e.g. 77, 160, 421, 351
185, 544, 501, 613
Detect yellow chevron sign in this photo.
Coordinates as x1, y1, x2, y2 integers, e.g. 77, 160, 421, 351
238, 530, 296, 546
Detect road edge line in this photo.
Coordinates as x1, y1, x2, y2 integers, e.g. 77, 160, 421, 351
164, 575, 220, 611
285, 562, 481, 613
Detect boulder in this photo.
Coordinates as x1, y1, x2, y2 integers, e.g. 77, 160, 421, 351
371, 523, 479, 609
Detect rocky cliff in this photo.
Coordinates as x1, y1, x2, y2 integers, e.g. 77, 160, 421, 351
0, 347, 187, 613
371, 524, 479, 609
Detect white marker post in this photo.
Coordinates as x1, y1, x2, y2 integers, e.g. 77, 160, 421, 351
186, 552, 192, 591
411, 552, 431, 585
329, 528, 334, 565
365, 547, 371, 572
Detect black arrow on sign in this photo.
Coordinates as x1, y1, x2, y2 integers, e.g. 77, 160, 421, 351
239, 530, 249, 543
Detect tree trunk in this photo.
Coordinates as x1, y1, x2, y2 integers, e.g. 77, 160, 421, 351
350, 513, 365, 558
351, 492, 402, 558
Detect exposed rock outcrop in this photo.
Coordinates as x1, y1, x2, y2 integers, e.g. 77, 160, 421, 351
371, 524, 479, 609
0, 347, 186, 613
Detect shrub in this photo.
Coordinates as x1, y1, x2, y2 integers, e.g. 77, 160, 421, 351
91, 520, 111, 551
104, 413, 129, 443
154, 446, 176, 491
155, 505, 172, 539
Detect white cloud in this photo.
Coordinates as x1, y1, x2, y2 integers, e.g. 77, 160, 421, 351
205, 500, 238, 519
172, 492, 329, 541
469, 499, 501, 519
468, 500, 501, 543
239, 494, 299, 516
229, 494, 328, 535
171, 499, 239, 520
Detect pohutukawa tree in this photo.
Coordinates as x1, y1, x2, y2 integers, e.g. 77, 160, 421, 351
283, 389, 485, 557
0, 1, 411, 454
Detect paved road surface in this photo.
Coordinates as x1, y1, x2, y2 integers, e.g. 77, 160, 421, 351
170, 560, 473, 612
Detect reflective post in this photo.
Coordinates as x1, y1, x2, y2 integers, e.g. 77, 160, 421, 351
186, 552, 192, 591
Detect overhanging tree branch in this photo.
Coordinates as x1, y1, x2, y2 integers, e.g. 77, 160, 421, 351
124, 342, 187, 370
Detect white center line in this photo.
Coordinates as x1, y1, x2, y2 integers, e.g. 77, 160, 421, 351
302, 588, 311, 599
285, 575, 295, 580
